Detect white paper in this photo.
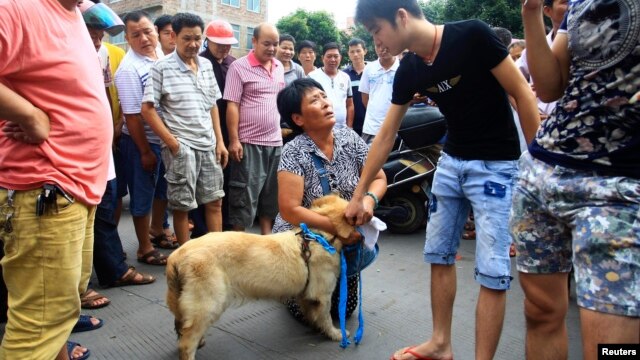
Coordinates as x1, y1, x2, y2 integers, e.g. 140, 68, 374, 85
360, 216, 387, 250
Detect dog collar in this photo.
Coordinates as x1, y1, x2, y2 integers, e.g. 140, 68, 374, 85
298, 223, 336, 254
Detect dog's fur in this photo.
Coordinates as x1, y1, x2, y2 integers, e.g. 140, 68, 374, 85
166, 195, 355, 360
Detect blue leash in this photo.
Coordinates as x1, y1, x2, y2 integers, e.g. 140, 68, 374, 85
306, 152, 366, 348
339, 231, 365, 348
299, 223, 335, 254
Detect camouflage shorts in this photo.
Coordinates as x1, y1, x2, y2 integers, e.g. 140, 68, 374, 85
510, 153, 639, 317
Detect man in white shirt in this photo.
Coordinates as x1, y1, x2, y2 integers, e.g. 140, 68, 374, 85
308, 42, 354, 129
359, 43, 399, 144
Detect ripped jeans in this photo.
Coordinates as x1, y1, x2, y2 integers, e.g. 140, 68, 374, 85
423, 151, 518, 290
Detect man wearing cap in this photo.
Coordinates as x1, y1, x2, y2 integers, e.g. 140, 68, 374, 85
0, 0, 112, 359
190, 19, 238, 235
80, 0, 156, 292
224, 23, 285, 235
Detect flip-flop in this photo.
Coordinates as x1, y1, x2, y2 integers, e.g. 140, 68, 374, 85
67, 341, 91, 360
109, 266, 156, 287
390, 346, 454, 360
462, 230, 476, 240
72, 315, 103, 333
80, 289, 111, 309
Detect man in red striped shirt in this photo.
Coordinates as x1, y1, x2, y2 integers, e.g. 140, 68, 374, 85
224, 23, 285, 234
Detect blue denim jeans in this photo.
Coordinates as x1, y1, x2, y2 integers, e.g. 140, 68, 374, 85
424, 152, 517, 290
119, 134, 165, 216
93, 179, 128, 286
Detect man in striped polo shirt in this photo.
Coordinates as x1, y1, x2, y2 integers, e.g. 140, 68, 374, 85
115, 11, 174, 265
142, 13, 228, 245
224, 23, 285, 235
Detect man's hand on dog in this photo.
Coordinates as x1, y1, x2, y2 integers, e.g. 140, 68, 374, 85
345, 194, 374, 226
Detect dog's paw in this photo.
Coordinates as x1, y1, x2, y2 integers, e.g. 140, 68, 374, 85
327, 328, 349, 341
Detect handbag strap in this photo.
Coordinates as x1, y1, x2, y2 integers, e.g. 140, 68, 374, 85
309, 152, 331, 195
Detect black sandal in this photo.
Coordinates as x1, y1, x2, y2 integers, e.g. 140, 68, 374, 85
137, 249, 168, 265
150, 233, 179, 249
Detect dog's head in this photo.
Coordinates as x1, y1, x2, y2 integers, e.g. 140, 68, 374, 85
309, 194, 355, 240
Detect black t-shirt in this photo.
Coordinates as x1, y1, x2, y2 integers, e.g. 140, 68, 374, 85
200, 49, 236, 146
392, 20, 520, 160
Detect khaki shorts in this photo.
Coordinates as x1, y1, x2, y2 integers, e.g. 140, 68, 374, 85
228, 144, 281, 228
161, 143, 224, 212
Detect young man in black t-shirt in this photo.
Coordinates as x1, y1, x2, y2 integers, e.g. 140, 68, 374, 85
345, 1, 540, 359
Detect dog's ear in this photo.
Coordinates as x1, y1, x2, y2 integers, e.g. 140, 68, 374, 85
310, 194, 353, 239
310, 194, 346, 216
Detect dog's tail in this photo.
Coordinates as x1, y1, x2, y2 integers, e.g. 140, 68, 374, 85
166, 253, 183, 337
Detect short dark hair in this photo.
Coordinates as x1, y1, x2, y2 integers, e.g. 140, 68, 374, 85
508, 40, 526, 51
171, 12, 204, 35
277, 78, 326, 136
492, 27, 513, 47
154, 14, 173, 31
322, 42, 341, 56
297, 40, 316, 54
279, 34, 296, 45
122, 10, 151, 33
347, 38, 366, 49
355, 0, 423, 29
543, 0, 554, 6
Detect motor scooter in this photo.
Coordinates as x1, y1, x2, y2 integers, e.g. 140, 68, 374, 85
374, 104, 446, 234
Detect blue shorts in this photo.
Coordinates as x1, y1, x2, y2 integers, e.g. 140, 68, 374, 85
119, 134, 167, 216
424, 152, 517, 290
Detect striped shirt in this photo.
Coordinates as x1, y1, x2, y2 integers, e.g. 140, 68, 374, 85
114, 49, 162, 144
223, 50, 285, 146
143, 52, 221, 151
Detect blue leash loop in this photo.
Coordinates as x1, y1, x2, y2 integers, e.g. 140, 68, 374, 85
299, 223, 336, 254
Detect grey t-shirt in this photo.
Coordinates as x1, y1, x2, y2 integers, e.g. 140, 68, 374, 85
283, 61, 306, 85
143, 53, 221, 151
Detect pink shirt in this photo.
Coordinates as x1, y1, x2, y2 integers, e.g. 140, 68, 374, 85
0, 0, 112, 205
223, 51, 285, 146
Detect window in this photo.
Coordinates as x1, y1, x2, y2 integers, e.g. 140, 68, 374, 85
231, 24, 240, 49
221, 0, 239, 7
246, 27, 254, 50
247, 0, 260, 13
107, 32, 126, 47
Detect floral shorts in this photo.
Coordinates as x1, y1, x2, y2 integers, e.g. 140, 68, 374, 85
510, 153, 639, 317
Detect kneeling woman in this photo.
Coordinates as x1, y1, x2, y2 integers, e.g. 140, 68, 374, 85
273, 78, 387, 320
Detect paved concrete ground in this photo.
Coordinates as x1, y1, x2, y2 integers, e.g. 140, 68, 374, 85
2, 206, 584, 359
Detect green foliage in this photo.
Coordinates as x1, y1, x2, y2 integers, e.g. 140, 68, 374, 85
419, 0, 524, 38
421, 0, 446, 24
276, 9, 342, 67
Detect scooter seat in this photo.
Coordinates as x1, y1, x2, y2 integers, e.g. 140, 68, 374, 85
398, 105, 447, 149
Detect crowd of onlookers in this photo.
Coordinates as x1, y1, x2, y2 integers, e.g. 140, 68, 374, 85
0, 0, 638, 359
